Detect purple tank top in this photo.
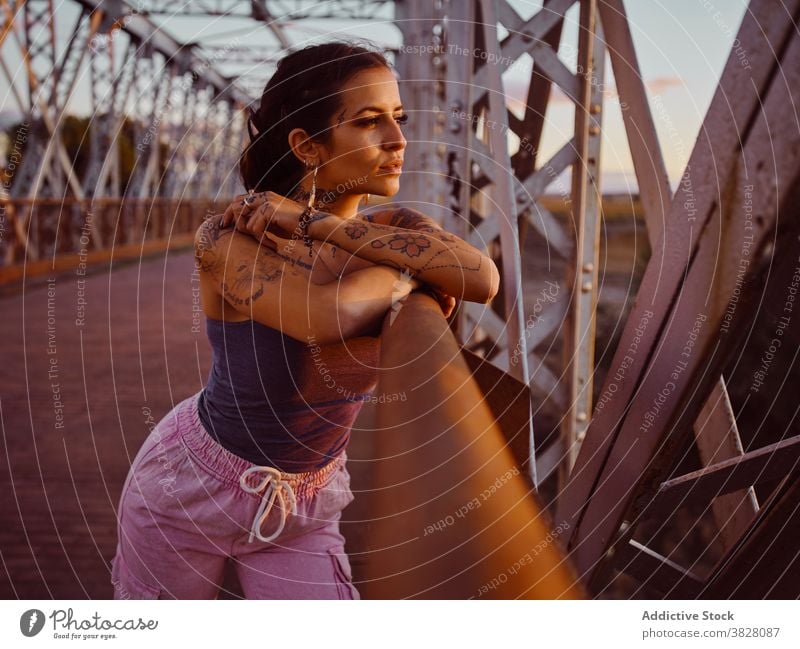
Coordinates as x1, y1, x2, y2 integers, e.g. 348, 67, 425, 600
197, 317, 380, 472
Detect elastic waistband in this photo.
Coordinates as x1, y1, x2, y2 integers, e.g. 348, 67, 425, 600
176, 391, 345, 500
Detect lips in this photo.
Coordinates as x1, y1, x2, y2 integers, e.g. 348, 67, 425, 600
378, 160, 403, 173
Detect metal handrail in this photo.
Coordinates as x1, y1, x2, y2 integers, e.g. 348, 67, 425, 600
363, 292, 584, 599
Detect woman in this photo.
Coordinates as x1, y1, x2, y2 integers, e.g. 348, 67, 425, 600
111, 41, 499, 600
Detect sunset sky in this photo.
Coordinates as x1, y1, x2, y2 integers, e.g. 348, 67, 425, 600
520, 0, 750, 192
0, 0, 751, 194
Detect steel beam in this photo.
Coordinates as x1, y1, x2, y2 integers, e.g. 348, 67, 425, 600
363, 292, 584, 599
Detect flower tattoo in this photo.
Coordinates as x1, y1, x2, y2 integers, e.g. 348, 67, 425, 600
371, 233, 432, 258
344, 221, 369, 239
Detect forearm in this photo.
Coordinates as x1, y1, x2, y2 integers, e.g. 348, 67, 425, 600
334, 264, 419, 338
309, 214, 498, 303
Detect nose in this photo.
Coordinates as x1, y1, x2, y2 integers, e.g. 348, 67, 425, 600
384, 120, 406, 151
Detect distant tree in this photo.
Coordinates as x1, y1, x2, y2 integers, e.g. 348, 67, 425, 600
118, 116, 137, 192
2, 114, 166, 196
1, 121, 32, 189
60, 114, 91, 181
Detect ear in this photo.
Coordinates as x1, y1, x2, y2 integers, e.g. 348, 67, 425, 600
287, 127, 320, 165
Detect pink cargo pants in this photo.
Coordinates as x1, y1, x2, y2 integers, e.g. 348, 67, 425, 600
111, 391, 359, 599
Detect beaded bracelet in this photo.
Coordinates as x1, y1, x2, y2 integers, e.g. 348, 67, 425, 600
298, 205, 317, 257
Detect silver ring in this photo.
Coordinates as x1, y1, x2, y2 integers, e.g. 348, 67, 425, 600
243, 190, 257, 206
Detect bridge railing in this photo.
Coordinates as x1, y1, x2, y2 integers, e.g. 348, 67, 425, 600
0, 198, 229, 283
364, 292, 584, 598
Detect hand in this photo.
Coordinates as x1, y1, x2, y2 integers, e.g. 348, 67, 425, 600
221, 191, 305, 241
416, 285, 457, 318
434, 291, 457, 319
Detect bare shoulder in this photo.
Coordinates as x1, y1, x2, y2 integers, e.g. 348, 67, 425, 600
194, 214, 229, 269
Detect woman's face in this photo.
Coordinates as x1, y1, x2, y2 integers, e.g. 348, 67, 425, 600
314, 66, 407, 198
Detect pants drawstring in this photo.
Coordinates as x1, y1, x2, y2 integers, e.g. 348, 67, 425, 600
239, 466, 298, 543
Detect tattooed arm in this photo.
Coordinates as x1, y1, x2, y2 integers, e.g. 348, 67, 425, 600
194, 215, 420, 344
359, 206, 446, 233
310, 206, 499, 303
360, 207, 459, 317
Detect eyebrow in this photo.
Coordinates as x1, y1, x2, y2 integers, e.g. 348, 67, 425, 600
352, 105, 405, 117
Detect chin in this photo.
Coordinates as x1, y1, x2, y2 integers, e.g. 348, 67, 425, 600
376, 179, 402, 197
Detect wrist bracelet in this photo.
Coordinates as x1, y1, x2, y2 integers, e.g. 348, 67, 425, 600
298, 206, 316, 257
414, 285, 440, 299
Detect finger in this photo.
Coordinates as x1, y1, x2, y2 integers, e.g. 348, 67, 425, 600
224, 194, 249, 225
246, 211, 270, 239
225, 200, 250, 227
254, 202, 283, 236
234, 210, 251, 234
250, 203, 273, 233
221, 204, 236, 227
435, 292, 455, 316
225, 192, 262, 227
244, 192, 271, 211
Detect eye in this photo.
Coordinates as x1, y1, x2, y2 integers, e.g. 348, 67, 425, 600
362, 116, 381, 126
358, 114, 409, 127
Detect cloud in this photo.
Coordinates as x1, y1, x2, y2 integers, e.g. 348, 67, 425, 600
503, 74, 685, 111
645, 76, 686, 95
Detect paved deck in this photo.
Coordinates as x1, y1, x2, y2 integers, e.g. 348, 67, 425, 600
0, 249, 377, 598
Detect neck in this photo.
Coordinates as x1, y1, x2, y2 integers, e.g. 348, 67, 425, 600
288, 186, 364, 220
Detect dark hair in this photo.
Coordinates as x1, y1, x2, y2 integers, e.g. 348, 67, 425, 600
239, 41, 391, 195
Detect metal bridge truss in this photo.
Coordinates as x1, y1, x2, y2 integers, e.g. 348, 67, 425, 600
2, 0, 797, 597
395, 0, 800, 597
0, 0, 253, 263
